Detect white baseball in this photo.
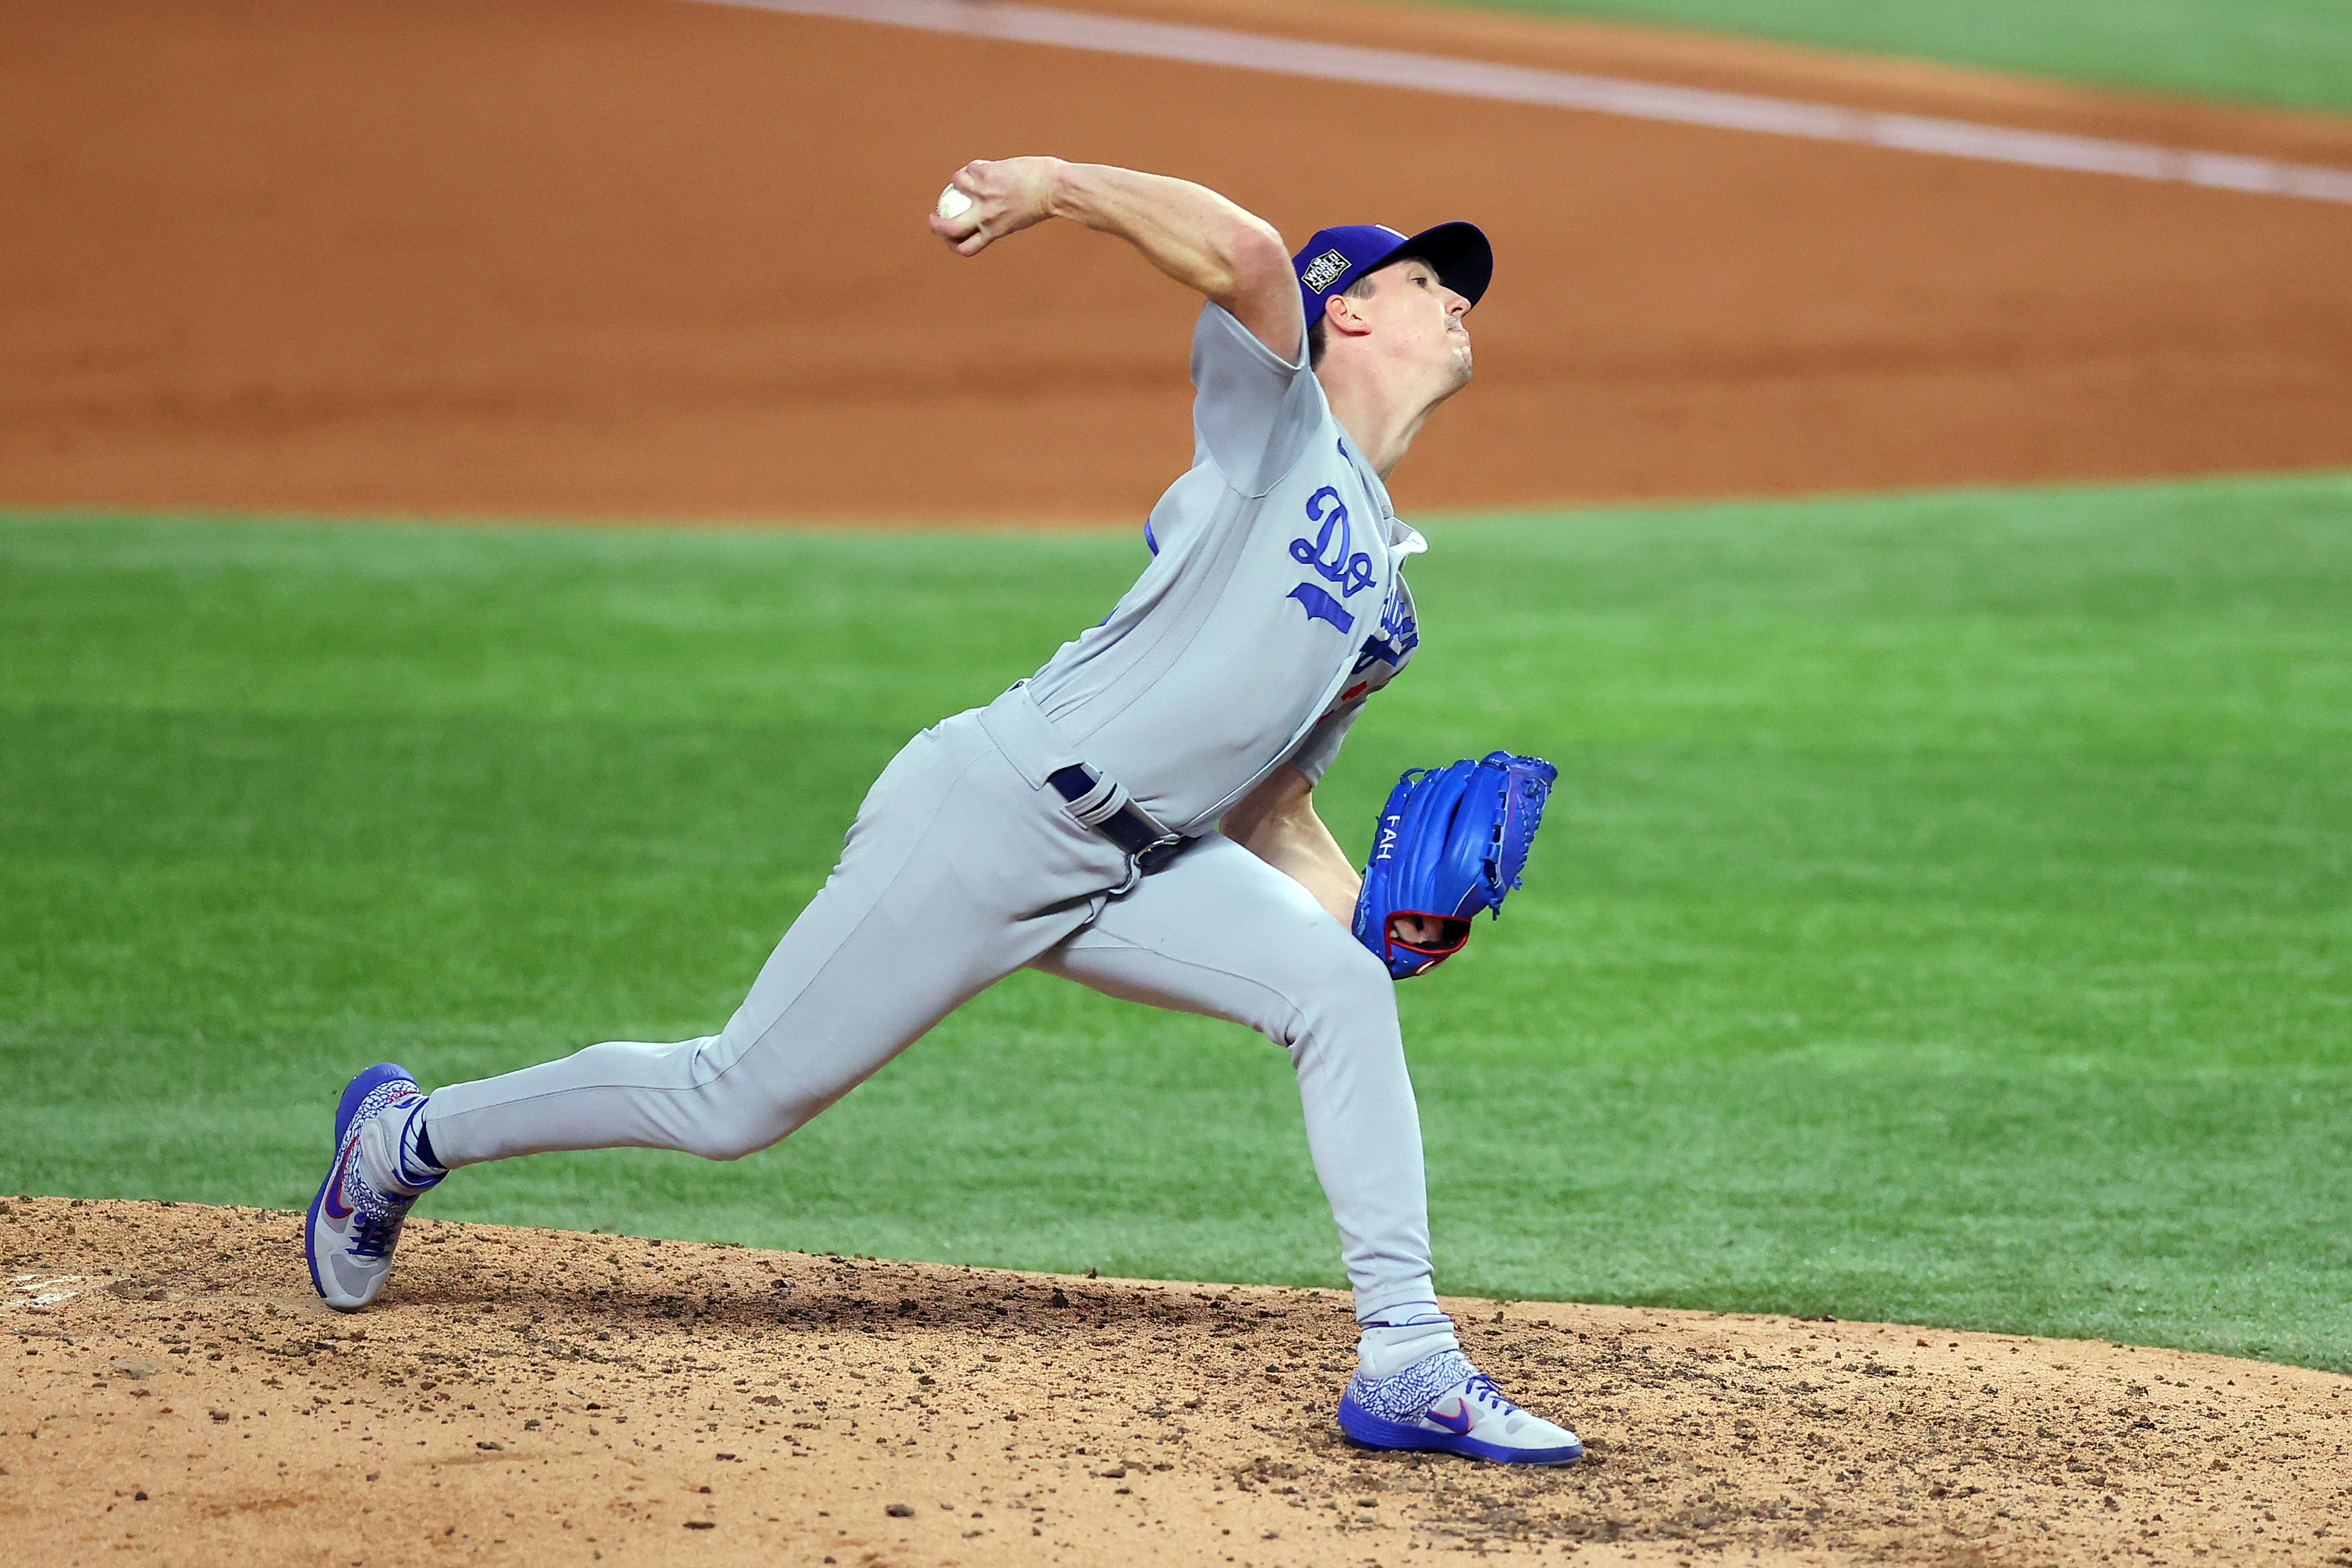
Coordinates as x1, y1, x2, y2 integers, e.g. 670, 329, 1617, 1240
935, 184, 974, 220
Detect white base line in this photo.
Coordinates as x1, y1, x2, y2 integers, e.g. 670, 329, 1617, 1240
687, 0, 2352, 204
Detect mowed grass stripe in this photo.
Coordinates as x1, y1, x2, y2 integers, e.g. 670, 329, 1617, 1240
2, 475, 2347, 1368
1427, 0, 2352, 114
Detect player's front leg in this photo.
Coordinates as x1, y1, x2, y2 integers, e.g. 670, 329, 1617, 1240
1031, 833, 1584, 1463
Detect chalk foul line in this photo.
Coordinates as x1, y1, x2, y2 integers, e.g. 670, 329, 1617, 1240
5, 1273, 85, 1313
692, 0, 2352, 204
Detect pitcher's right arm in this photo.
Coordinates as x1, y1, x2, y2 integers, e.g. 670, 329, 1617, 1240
929, 158, 1301, 359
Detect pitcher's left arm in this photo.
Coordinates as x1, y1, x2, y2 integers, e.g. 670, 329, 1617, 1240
1222, 764, 1361, 925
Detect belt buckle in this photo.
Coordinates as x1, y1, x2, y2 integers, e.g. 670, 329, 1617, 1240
1136, 832, 1186, 873
1109, 833, 1185, 896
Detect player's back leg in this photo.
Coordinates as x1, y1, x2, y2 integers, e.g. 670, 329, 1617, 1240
304, 713, 1129, 1307
423, 717, 1126, 1162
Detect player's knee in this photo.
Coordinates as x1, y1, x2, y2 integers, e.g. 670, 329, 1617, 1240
1280, 926, 1400, 1045
682, 1128, 762, 1161
652, 1035, 844, 1160
1326, 919, 1401, 998
676, 1095, 819, 1161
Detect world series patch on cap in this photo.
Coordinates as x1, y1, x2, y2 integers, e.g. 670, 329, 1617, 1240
1289, 221, 1493, 328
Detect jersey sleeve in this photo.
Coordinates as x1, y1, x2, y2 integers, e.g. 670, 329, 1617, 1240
1287, 697, 1366, 787
1189, 301, 1321, 499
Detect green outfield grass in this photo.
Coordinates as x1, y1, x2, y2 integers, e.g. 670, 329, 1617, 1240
3, 474, 2348, 1371
1429, 0, 2352, 114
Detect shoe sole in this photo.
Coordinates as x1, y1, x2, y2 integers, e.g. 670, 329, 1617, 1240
1337, 1391, 1584, 1465
303, 1061, 417, 1311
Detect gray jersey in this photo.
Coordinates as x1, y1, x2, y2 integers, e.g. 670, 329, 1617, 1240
1026, 304, 1424, 829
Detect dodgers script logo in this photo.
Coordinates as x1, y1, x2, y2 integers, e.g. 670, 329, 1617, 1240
1291, 487, 1375, 597
1285, 483, 1377, 635
1300, 249, 1351, 294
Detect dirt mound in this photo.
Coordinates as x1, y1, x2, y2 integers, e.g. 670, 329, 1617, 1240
5, 0, 2351, 524
3, 1198, 2344, 1565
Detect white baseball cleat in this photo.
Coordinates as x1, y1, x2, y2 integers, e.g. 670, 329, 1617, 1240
1337, 1348, 1584, 1464
304, 1062, 441, 1312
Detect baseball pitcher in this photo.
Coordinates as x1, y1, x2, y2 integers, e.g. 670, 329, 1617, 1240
304, 158, 1582, 1464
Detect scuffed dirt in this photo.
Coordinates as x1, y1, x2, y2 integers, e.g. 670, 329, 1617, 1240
3, 1199, 2347, 1565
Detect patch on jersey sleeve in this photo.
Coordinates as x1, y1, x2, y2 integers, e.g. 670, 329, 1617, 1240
1300, 249, 1351, 295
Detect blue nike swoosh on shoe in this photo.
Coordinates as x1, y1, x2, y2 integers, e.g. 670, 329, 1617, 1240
1426, 1401, 1474, 1435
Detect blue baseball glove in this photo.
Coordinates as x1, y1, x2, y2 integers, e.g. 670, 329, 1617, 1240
1351, 751, 1557, 979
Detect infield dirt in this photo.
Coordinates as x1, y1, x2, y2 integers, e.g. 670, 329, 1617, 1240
6, 1197, 2346, 1566
6, 0, 2352, 523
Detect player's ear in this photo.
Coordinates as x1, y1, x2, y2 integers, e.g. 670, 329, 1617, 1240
1324, 290, 1374, 341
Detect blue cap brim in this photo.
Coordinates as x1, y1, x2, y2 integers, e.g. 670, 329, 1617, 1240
1384, 221, 1493, 307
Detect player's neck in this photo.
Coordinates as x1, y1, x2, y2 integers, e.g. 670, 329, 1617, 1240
1320, 376, 1437, 482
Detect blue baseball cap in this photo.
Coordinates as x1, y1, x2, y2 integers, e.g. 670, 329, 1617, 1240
1292, 221, 1493, 331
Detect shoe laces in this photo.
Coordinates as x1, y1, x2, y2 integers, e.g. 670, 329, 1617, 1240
1461, 1371, 1521, 1416
349, 1209, 404, 1261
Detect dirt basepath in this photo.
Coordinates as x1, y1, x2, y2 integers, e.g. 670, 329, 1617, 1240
5, 1199, 2345, 1566
5, 0, 2351, 525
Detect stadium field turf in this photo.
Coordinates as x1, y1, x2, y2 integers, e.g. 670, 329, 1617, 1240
1439, 0, 2352, 113
3, 473, 2347, 1371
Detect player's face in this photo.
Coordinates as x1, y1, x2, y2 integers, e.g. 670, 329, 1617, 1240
1361, 258, 1473, 391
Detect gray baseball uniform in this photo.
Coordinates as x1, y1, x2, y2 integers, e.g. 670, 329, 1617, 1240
424, 302, 1436, 1322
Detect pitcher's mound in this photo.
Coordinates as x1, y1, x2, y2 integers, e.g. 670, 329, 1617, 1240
3, 1197, 2341, 1565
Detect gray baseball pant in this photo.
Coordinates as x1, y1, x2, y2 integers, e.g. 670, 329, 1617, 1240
423, 689, 1437, 1323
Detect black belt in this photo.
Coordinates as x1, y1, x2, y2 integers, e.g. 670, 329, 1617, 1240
1047, 764, 1190, 876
